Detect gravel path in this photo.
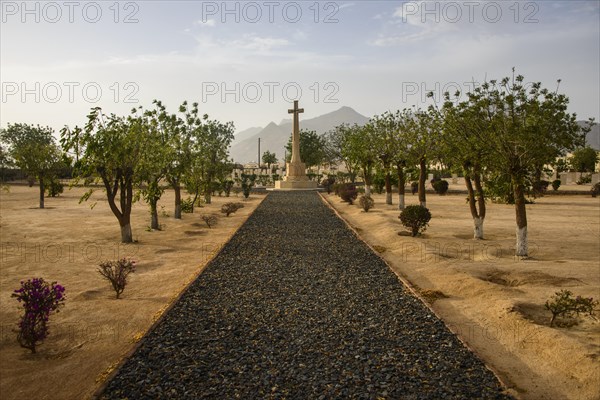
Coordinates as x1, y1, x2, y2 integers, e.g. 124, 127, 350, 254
99, 191, 513, 400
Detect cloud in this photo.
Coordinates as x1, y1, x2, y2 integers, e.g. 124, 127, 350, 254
194, 19, 216, 27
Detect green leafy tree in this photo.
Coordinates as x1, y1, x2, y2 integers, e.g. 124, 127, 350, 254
1, 123, 63, 208
341, 124, 377, 195
324, 124, 360, 183
406, 109, 439, 208
135, 101, 175, 230
478, 70, 584, 256
262, 151, 278, 172
436, 89, 491, 239
285, 129, 326, 171
61, 107, 145, 243
570, 146, 598, 173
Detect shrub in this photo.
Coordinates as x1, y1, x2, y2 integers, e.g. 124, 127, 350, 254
410, 181, 419, 195
576, 174, 592, 185
432, 179, 449, 195
222, 180, 234, 197
241, 174, 256, 199
545, 290, 598, 327
202, 215, 217, 228
551, 179, 561, 191
321, 176, 336, 194
12, 278, 65, 353
221, 202, 244, 216
359, 195, 374, 212
399, 205, 432, 237
181, 197, 194, 213
339, 184, 358, 204
98, 258, 136, 299
44, 178, 63, 197
532, 180, 549, 195
591, 182, 600, 198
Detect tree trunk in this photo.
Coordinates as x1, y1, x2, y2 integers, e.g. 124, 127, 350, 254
120, 222, 133, 243
204, 192, 212, 205
418, 157, 427, 208
173, 183, 182, 219
150, 199, 159, 230
397, 164, 406, 211
513, 179, 528, 257
464, 170, 485, 240
365, 185, 371, 197
39, 177, 45, 209
385, 172, 392, 205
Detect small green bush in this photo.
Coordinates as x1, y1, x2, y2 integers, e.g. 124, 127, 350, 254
45, 178, 64, 197
577, 174, 592, 185
181, 197, 195, 213
399, 205, 432, 237
545, 290, 598, 327
410, 182, 418, 195
591, 182, 600, 198
551, 179, 561, 191
359, 195, 374, 212
432, 179, 449, 195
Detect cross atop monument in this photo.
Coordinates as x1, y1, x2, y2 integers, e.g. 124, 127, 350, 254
288, 100, 304, 163
274, 100, 317, 189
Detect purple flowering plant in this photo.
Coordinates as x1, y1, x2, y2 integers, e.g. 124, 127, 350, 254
12, 278, 66, 353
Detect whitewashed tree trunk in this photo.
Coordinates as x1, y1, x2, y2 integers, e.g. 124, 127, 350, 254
365, 185, 371, 196
420, 201, 426, 208
386, 191, 392, 204
398, 194, 405, 210
516, 226, 528, 257
120, 223, 133, 243
473, 217, 484, 240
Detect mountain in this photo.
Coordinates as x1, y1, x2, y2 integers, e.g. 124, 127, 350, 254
579, 121, 600, 150
229, 106, 369, 163
234, 126, 263, 142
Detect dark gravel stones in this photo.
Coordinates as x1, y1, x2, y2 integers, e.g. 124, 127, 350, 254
98, 191, 513, 399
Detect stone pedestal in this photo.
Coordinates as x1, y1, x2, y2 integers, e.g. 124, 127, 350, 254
275, 161, 318, 190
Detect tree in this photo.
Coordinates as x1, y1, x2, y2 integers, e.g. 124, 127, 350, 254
62, 107, 145, 243
478, 70, 583, 256
1, 123, 63, 208
262, 150, 278, 172
570, 146, 598, 173
405, 109, 439, 208
135, 101, 174, 230
370, 111, 412, 206
180, 105, 234, 205
436, 89, 491, 239
341, 124, 377, 196
285, 129, 326, 171
324, 124, 360, 183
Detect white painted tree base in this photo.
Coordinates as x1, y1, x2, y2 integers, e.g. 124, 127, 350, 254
398, 195, 405, 210
473, 218, 484, 240
516, 226, 528, 257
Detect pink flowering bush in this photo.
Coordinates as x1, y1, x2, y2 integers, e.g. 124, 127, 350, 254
12, 278, 66, 353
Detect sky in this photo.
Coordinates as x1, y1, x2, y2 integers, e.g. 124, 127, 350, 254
1, 0, 599, 135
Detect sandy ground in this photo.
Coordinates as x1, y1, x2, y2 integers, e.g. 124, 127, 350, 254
323, 188, 600, 400
0, 185, 264, 400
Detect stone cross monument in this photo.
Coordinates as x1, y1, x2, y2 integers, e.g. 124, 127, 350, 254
275, 100, 318, 190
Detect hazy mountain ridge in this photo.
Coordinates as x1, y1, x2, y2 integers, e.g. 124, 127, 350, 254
579, 121, 600, 150
230, 106, 369, 163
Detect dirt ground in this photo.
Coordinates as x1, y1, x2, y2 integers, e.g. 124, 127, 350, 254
0, 184, 264, 400
323, 187, 600, 400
